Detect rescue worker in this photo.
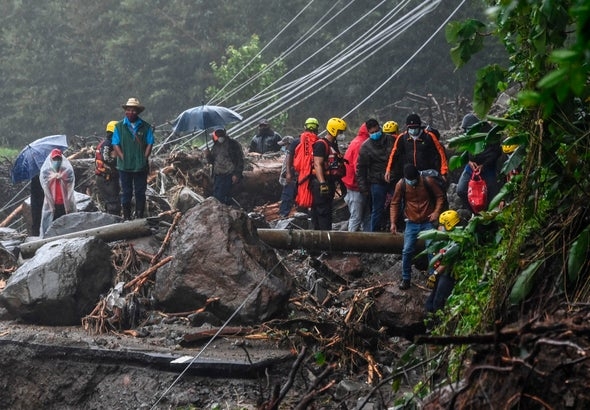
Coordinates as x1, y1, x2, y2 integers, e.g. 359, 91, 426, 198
310, 117, 347, 230
384, 113, 448, 186
425, 210, 462, 313
95, 121, 121, 215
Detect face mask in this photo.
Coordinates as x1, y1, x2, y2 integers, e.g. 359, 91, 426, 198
408, 128, 421, 138
217, 137, 226, 144
369, 131, 382, 140
404, 178, 418, 187
337, 133, 345, 141
51, 159, 62, 172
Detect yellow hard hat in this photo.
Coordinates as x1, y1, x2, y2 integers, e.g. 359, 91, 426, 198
383, 121, 398, 134
326, 117, 347, 137
502, 144, 518, 154
439, 210, 460, 231
106, 121, 118, 133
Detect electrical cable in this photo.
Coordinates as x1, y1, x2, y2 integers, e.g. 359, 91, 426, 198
150, 256, 287, 409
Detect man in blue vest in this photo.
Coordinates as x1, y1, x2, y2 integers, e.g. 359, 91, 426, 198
112, 97, 154, 220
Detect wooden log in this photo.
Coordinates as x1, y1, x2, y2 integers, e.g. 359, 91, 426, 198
0, 204, 23, 228
19, 218, 153, 259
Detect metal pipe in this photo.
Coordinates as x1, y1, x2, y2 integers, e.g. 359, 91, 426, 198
256, 229, 424, 254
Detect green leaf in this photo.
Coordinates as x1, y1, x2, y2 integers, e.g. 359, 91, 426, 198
449, 154, 466, 171
537, 68, 569, 89
567, 226, 590, 282
517, 90, 542, 107
509, 260, 544, 305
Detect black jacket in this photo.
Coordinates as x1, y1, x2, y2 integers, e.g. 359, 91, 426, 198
356, 134, 396, 194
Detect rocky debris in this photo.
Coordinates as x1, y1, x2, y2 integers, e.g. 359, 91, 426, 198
0, 237, 114, 325
154, 198, 292, 324
0, 143, 457, 408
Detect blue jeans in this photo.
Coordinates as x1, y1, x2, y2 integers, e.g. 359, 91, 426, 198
402, 220, 434, 281
344, 189, 371, 231
456, 165, 499, 212
370, 183, 392, 232
425, 273, 456, 313
279, 181, 296, 217
213, 174, 234, 205
119, 170, 148, 210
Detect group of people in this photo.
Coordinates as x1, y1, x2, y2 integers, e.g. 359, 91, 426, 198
31, 101, 499, 313
276, 112, 503, 302
28, 97, 154, 237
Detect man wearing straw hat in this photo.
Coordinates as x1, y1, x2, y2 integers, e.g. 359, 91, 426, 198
112, 97, 154, 220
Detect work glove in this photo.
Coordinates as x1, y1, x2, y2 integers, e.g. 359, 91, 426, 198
319, 182, 330, 196
427, 273, 437, 289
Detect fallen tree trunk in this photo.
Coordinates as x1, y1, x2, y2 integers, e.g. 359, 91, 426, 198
256, 229, 424, 254
0, 204, 23, 228
19, 219, 153, 259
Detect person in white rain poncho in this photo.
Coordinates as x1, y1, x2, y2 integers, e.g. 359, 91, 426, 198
39, 148, 76, 237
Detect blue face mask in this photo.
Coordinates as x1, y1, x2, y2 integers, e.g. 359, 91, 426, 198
404, 178, 418, 187
408, 127, 421, 138
369, 131, 382, 140
51, 159, 62, 172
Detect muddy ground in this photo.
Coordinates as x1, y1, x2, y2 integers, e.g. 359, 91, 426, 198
0, 250, 420, 410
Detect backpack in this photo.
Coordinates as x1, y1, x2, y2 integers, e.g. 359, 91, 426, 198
318, 138, 347, 179
293, 131, 318, 208
95, 138, 116, 179
293, 131, 318, 183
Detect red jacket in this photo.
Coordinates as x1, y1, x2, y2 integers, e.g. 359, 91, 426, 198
341, 123, 369, 190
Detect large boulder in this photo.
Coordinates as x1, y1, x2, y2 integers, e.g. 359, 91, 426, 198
154, 198, 292, 324
0, 237, 114, 325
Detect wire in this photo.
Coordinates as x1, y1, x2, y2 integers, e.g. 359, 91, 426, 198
208, 0, 317, 104
150, 256, 287, 409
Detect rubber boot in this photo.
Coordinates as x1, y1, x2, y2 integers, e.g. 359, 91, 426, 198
135, 202, 145, 219
122, 204, 132, 221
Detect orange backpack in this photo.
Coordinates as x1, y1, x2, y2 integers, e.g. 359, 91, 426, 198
293, 131, 318, 207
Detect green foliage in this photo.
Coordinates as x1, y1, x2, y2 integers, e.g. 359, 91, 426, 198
0, 147, 19, 160
568, 225, 590, 282
472, 64, 508, 117
508, 259, 544, 305
446, 19, 487, 68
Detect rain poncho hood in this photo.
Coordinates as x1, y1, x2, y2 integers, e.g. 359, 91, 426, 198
39, 153, 76, 237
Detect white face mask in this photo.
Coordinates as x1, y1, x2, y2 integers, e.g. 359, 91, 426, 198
217, 137, 226, 144
337, 133, 345, 141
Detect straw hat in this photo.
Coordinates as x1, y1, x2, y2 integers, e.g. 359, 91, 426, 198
122, 97, 145, 113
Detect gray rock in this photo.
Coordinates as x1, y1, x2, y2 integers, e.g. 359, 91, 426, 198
154, 197, 292, 323
0, 237, 114, 325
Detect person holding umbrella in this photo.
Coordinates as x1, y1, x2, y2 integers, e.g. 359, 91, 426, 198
11, 134, 69, 236
112, 97, 154, 220
206, 128, 244, 205
39, 149, 76, 237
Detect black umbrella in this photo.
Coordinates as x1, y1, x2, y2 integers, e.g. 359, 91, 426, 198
171, 105, 243, 134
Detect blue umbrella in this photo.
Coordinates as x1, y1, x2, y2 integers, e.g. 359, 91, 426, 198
11, 134, 68, 183
171, 105, 243, 134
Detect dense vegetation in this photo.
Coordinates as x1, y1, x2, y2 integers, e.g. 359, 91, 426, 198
401, 0, 590, 405
0, 0, 498, 147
